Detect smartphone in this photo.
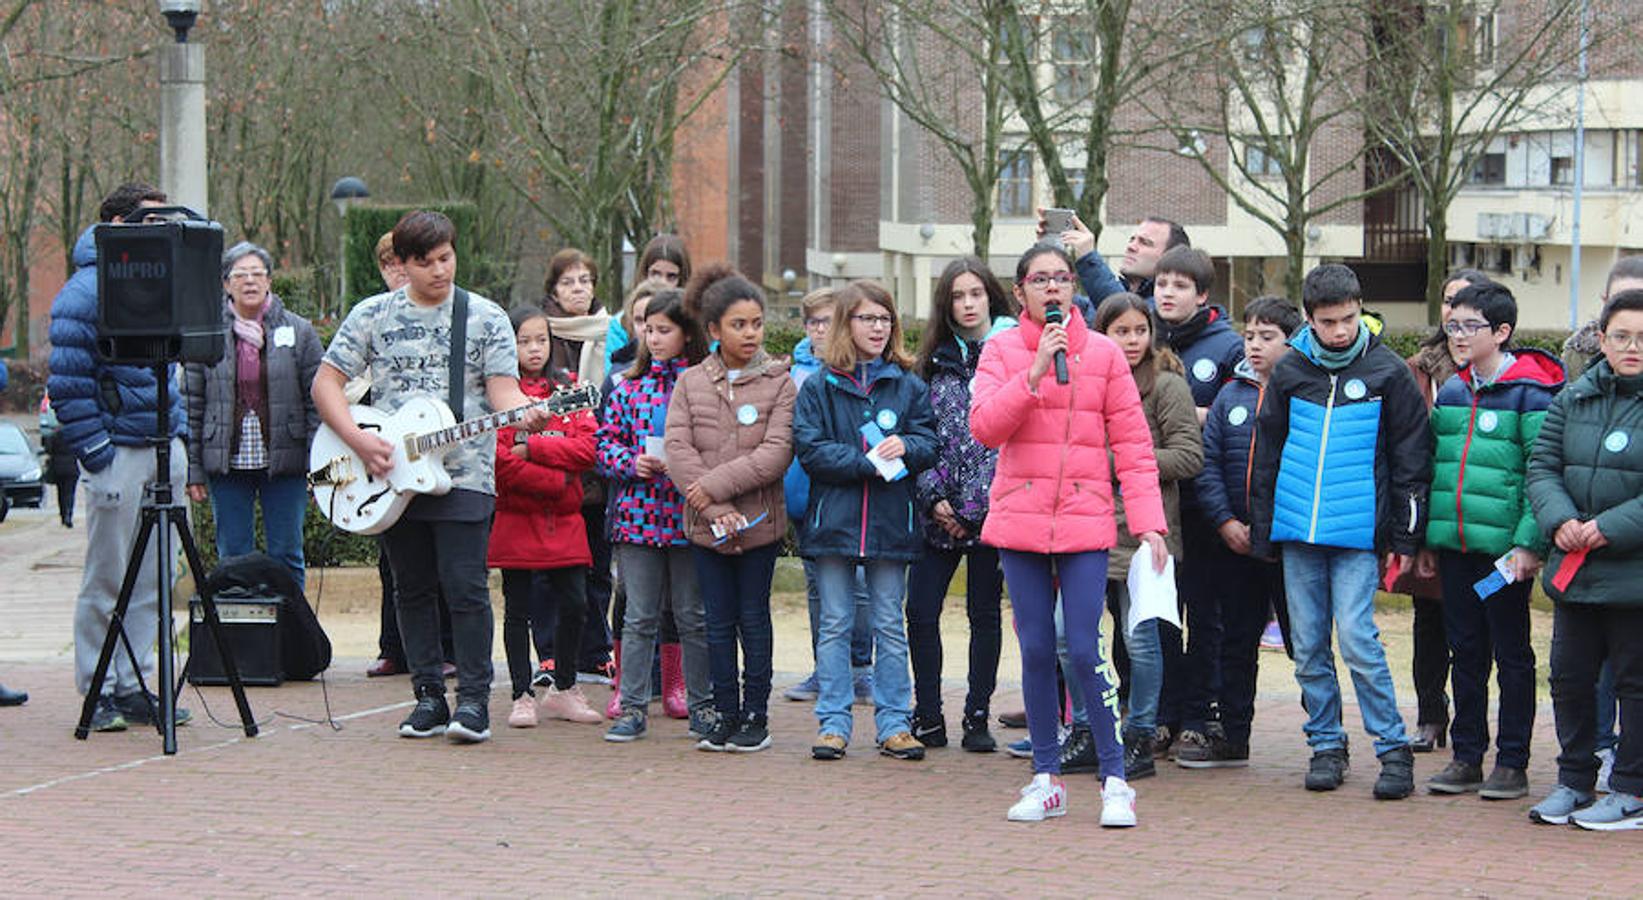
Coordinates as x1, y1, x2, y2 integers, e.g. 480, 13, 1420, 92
1041, 207, 1076, 237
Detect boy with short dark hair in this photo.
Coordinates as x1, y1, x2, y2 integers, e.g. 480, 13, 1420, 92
1421, 282, 1563, 799
1250, 264, 1431, 799
1180, 297, 1301, 768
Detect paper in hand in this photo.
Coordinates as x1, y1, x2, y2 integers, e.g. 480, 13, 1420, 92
643, 435, 667, 462
860, 421, 907, 482
1126, 553, 1180, 639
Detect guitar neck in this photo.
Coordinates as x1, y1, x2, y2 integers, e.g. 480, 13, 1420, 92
410, 385, 596, 456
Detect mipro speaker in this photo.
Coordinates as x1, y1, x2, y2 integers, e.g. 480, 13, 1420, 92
95, 208, 226, 365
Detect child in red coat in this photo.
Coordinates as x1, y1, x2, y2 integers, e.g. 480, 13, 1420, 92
489, 306, 602, 727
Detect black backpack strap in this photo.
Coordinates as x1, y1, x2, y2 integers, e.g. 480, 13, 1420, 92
448, 287, 469, 417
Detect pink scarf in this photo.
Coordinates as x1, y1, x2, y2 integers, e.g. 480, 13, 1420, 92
233, 304, 265, 413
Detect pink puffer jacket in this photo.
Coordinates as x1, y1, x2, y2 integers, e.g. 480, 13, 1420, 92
970, 311, 1167, 553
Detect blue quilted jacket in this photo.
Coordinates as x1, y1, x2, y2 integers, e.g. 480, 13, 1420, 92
1196, 360, 1267, 528
47, 225, 186, 473
1250, 326, 1431, 556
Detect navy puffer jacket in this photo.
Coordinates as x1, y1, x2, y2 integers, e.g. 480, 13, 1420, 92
47, 225, 186, 472
794, 358, 938, 561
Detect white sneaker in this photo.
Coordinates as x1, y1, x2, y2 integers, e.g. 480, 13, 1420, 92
1007, 774, 1066, 822
1597, 747, 1616, 794
1100, 776, 1137, 828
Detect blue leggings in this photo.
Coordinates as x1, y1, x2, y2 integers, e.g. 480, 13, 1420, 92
1001, 549, 1124, 778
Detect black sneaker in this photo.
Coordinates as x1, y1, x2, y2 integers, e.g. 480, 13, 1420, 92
1305, 747, 1350, 791
447, 701, 491, 743
1124, 729, 1156, 780
1059, 724, 1098, 774
727, 713, 772, 753
1426, 759, 1485, 794
1479, 764, 1529, 800
1176, 726, 1250, 769
114, 690, 192, 727
696, 711, 737, 752
960, 709, 996, 753
911, 712, 948, 749
398, 690, 451, 738
1373, 745, 1415, 800
90, 696, 128, 733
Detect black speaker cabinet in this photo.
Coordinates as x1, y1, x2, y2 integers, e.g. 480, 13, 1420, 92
187, 596, 284, 687
95, 215, 226, 365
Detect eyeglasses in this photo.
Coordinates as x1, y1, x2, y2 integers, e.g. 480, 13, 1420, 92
1022, 272, 1076, 288
228, 270, 268, 282
1443, 319, 1492, 336
851, 314, 895, 329
803, 316, 832, 328
1604, 331, 1643, 351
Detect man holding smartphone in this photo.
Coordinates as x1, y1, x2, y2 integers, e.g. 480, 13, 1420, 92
1039, 208, 1190, 306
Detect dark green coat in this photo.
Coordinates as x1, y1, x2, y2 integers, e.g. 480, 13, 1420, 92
1526, 360, 1643, 606
1426, 349, 1564, 557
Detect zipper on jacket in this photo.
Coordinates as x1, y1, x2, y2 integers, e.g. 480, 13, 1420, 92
1049, 375, 1078, 548
1242, 382, 1266, 512
1306, 374, 1338, 544
1455, 393, 1480, 553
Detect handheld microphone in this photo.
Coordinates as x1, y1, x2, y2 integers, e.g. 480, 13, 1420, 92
1044, 301, 1069, 385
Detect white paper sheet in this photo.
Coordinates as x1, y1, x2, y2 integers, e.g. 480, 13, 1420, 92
1125, 553, 1180, 639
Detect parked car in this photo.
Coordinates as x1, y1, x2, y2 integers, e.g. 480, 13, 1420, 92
0, 421, 45, 509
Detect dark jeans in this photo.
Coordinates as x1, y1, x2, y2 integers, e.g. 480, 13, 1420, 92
1412, 594, 1451, 727
694, 543, 779, 719
534, 507, 624, 668
1211, 543, 1290, 746
906, 544, 1003, 719
375, 538, 453, 666
381, 516, 495, 705
1598, 661, 1619, 752
1439, 552, 1536, 768
1176, 511, 1224, 732
1550, 602, 1643, 795
54, 474, 77, 524
501, 567, 587, 698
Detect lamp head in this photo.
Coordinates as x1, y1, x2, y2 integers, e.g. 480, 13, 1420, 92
158, 0, 201, 43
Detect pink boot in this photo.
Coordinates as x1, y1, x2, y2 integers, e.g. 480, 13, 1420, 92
661, 642, 688, 719
604, 640, 623, 720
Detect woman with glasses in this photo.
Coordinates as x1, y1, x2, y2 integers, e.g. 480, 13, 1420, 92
1527, 289, 1643, 830
793, 280, 938, 763
607, 235, 693, 375
183, 241, 323, 587
970, 242, 1166, 826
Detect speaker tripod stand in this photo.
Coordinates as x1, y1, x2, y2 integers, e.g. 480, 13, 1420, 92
73, 363, 258, 753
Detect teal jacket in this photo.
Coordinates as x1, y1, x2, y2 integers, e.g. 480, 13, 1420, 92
1425, 349, 1564, 557
1526, 360, 1643, 606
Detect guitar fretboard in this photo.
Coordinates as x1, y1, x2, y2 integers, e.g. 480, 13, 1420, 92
412, 385, 597, 455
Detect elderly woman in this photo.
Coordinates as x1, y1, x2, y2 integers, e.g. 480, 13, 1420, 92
184, 241, 323, 587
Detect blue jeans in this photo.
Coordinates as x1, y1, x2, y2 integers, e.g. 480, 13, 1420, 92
695, 543, 778, 719
803, 557, 872, 669
1597, 661, 1619, 753
1060, 579, 1161, 736
1282, 543, 1409, 756
813, 556, 912, 743
208, 469, 309, 587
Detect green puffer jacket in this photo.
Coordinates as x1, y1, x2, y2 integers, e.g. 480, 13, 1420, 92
1426, 349, 1564, 557
1526, 360, 1643, 606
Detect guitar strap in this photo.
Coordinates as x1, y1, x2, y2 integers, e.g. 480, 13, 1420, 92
448, 287, 469, 417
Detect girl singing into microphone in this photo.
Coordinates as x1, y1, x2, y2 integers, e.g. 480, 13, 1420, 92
970, 243, 1168, 827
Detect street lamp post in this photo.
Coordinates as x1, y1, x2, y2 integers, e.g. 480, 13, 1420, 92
329, 176, 370, 317
157, 1, 207, 216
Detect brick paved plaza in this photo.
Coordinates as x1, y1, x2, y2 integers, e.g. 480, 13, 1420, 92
3, 502, 1641, 896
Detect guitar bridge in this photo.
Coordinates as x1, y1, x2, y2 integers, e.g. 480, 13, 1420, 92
308, 457, 356, 488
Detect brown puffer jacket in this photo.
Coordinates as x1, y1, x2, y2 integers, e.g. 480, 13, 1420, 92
664, 350, 797, 552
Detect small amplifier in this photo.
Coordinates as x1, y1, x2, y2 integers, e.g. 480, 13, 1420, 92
187, 595, 284, 687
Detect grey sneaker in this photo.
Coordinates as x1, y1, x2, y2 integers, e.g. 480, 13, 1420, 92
1529, 784, 1596, 825
687, 707, 722, 741
1426, 759, 1485, 794
1570, 792, 1643, 831
783, 673, 820, 702
115, 690, 191, 727
1479, 765, 1529, 800
90, 696, 128, 733
604, 708, 647, 743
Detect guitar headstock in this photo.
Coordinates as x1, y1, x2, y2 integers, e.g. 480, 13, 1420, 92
547, 382, 600, 415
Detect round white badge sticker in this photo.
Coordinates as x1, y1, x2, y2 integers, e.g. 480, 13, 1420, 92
1605, 430, 1630, 453
1192, 358, 1218, 382
1228, 405, 1249, 426
1344, 378, 1367, 400
737, 404, 758, 426
1478, 410, 1498, 433
877, 409, 898, 431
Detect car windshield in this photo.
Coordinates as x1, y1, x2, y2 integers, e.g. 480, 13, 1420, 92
0, 425, 31, 455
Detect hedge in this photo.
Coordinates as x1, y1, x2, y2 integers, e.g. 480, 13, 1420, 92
189, 496, 380, 572
341, 202, 513, 312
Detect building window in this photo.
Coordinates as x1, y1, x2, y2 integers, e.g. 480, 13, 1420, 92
1243, 140, 1282, 178
997, 152, 1034, 217
1550, 153, 1575, 186
1469, 151, 1506, 185
1052, 27, 1094, 104
1453, 8, 1496, 68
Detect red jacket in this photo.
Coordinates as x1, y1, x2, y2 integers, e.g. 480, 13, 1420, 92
970, 311, 1167, 554
487, 374, 598, 570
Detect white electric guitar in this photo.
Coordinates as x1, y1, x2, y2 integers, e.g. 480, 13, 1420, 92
308, 382, 599, 535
